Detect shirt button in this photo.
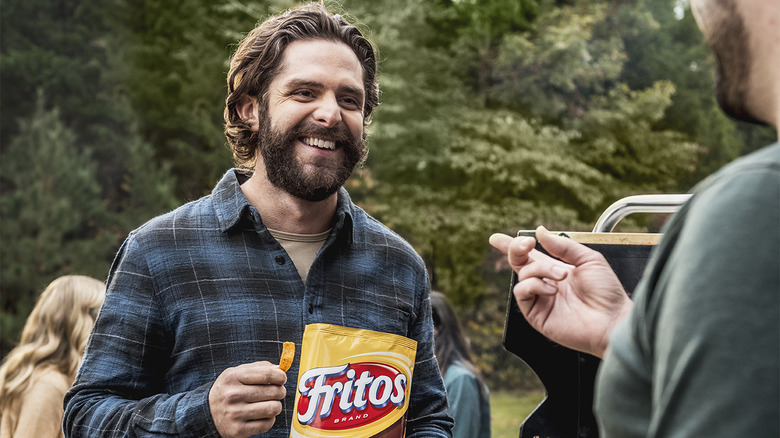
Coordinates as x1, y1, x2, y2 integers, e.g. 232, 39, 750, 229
308, 304, 314, 314
275, 255, 285, 265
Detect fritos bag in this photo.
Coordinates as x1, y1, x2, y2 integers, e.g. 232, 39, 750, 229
290, 323, 418, 438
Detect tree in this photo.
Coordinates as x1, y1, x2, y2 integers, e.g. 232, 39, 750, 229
0, 91, 179, 354
620, 0, 775, 184
0, 95, 111, 352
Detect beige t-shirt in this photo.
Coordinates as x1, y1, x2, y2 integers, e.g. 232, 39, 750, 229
267, 228, 330, 284
0, 367, 70, 438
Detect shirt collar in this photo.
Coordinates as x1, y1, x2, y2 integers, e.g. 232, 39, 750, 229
211, 168, 355, 243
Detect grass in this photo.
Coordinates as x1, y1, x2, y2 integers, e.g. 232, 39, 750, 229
490, 390, 545, 438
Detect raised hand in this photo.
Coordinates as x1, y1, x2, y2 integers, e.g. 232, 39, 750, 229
489, 226, 633, 358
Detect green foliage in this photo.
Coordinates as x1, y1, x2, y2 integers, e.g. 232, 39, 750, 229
489, 3, 626, 120
110, 0, 244, 199
619, 0, 775, 183
361, 0, 699, 302
0, 92, 179, 353
0, 0, 112, 146
0, 96, 111, 351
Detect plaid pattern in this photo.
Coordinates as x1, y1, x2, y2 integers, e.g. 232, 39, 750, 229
64, 169, 453, 437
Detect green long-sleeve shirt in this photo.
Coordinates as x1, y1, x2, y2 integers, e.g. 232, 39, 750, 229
595, 143, 780, 437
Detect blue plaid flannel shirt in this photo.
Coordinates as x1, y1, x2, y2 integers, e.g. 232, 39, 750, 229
64, 169, 453, 437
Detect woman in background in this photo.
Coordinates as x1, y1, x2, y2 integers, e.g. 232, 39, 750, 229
0, 275, 105, 438
431, 290, 491, 438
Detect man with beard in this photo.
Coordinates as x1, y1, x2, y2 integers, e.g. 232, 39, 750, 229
490, 0, 779, 436
64, 4, 453, 438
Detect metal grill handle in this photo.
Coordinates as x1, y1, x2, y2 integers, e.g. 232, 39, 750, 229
592, 194, 692, 233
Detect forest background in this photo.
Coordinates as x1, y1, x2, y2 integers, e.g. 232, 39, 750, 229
0, 0, 774, 391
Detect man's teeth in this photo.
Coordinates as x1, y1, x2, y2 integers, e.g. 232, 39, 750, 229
303, 137, 336, 150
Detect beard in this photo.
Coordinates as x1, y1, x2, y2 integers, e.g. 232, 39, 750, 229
255, 118, 367, 202
707, 0, 757, 124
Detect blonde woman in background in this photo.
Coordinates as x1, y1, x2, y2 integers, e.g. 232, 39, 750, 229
0, 275, 105, 438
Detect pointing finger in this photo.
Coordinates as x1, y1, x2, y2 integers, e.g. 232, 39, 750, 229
489, 233, 513, 254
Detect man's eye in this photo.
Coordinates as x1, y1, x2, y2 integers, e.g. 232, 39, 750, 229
294, 90, 315, 98
341, 97, 361, 109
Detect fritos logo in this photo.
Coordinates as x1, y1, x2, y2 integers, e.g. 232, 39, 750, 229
297, 363, 407, 430
291, 324, 417, 438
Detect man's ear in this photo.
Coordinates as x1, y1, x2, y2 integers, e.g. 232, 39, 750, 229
236, 95, 260, 132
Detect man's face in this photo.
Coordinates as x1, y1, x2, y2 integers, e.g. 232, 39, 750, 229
690, 0, 756, 123
256, 39, 367, 202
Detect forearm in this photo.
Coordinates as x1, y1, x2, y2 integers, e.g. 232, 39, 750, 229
64, 383, 218, 437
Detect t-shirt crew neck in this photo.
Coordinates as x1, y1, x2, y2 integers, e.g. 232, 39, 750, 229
267, 228, 331, 284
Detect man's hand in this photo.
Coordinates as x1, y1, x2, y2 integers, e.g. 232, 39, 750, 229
489, 226, 633, 358
209, 361, 288, 438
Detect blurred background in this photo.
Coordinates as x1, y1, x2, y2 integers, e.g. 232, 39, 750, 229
0, 0, 774, 433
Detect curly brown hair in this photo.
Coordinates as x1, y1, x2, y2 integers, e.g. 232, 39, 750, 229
224, 3, 379, 169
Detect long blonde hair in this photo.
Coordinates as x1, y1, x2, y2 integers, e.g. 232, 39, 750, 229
0, 275, 105, 411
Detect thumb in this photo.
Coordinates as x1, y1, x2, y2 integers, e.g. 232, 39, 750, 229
535, 226, 598, 267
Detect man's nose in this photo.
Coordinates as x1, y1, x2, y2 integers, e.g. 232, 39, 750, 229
312, 94, 342, 127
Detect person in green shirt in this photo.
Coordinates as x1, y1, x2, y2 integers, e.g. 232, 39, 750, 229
431, 291, 491, 438
489, 0, 779, 436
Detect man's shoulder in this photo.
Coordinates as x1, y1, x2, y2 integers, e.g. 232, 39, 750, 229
671, 143, 779, 255
350, 204, 423, 261
695, 143, 779, 193
131, 169, 246, 239
131, 194, 218, 240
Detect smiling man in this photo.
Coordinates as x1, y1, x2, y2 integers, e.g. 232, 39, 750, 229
64, 4, 453, 437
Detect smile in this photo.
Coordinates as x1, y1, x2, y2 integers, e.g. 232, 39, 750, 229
302, 137, 336, 150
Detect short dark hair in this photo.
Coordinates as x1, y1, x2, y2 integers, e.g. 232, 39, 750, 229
224, 3, 379, 169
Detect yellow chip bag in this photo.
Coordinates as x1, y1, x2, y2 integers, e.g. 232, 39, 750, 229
290, 323, 418, 438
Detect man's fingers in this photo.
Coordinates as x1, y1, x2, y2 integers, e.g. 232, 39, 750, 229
515, 258, 569, 283
243, 418, 278, 436
249, 400, 284, 419
211, 363, 288, 438
490, 233, 536, 268
514, 277, 558, 302
235, 362, 287, 387
246, 384, 287, 403
536, 226, 601, 267
227, 399, 284, 422
507, 236, 536, 267
218, 403, 281, 437
488, 233, 513, 254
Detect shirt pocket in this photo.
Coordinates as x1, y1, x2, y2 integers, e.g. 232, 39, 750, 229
341, 294, 413, 336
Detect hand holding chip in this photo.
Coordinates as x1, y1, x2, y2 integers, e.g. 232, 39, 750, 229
208, 360, 288, 438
